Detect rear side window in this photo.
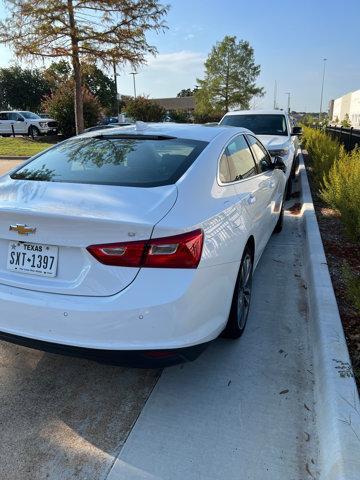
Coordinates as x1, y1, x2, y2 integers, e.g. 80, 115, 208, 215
0, 112, 9, 120
11, 136, 208, 187
246, 135, 272, 172
9, 112, 21, 120
219, 135, 257, 183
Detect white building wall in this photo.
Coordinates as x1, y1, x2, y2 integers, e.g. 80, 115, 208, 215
349, 89, 360, 128
331, 89, 360, 127
332, 98, 342, 123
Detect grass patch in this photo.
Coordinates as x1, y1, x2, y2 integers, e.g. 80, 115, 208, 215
0, 137, 54, 157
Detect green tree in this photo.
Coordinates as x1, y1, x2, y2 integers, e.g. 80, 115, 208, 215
44, 61, 116, 114
0, 0, 168, 134
0, 66, 51, 111
341, 114, 351, 128
196, 35, 264, 114
44, 61, 72, 91
177, 88, 197, 98
81, 63, 116, 115
42, 81, 101, 137
125, 96, 165, 122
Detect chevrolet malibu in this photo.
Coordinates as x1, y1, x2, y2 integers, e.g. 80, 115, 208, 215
0, 123, 286, 367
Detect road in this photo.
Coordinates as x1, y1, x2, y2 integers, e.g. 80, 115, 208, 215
0, 161, 318, 479
108, 174, 319, 480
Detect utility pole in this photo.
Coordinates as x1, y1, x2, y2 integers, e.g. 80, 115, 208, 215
130, 71, 138, 99
273, 80, 278, 109
285, 92, 291, 113
319, 58, 327, 122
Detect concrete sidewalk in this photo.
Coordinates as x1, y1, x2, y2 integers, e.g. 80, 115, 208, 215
107, 185, 319, 480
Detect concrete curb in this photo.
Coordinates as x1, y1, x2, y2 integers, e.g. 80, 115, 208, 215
299, 151, 360, 480
0, 156, 29, 161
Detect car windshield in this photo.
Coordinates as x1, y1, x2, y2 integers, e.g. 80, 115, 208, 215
221, 114, 288, 136
20, 111, 41, 119
10, 135, 208, 187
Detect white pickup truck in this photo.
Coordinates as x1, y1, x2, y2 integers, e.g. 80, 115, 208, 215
0, 111, 58, 137
219, 109, 301, 199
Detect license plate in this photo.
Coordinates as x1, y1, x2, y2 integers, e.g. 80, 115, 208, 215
7, 241, 58, 277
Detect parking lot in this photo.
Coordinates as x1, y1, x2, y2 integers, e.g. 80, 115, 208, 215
0, 158, 319, 480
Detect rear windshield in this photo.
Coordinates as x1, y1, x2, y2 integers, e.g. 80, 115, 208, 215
220, 114, 288, 136
10, 135, 208, 187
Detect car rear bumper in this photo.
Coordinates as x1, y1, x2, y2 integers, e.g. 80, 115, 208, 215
0, 263, 238, 353
0, 330, 209, 367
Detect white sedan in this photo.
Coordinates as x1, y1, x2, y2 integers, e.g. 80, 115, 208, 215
0, 123, 286, 367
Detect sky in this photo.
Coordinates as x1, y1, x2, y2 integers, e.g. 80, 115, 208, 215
1, 0, 360, 112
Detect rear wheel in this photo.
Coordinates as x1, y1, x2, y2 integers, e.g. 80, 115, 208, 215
222, 246, 253, 339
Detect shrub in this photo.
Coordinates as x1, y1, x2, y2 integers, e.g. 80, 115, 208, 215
169, 110, 192, 123
42, 81, 102, 137
125, 96, 165, 122
302, 126, 343, 188
321, 148, 360, 241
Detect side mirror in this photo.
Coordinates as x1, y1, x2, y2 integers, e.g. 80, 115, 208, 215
291, 126, 302, 136
272, 156, 287, 173
17, 116, 25, 122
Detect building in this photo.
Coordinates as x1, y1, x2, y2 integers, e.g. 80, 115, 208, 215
330, 89, 360, 127
150, 96, 195, 113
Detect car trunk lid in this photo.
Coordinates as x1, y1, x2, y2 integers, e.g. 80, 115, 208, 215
0, 177, 177, 296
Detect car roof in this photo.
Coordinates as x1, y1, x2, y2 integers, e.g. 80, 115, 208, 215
0, 110, 32, 113
224, 109, 288, 116
80, 122, 252, 142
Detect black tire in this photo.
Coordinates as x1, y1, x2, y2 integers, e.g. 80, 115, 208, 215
273, 198, 284, 233
222, 245, 253, 339
285, 177, 292, 200
29, 125, 40, 138
291, 155, 299, 179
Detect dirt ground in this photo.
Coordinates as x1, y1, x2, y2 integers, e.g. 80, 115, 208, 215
0, 159, 24, 176
303, 152, 360, 389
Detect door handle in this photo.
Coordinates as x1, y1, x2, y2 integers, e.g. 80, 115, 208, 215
265, 179, 275, 188
247, 193, 256, 205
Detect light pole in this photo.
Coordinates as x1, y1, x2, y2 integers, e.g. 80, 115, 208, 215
285, 92, 291, 113
319, 58, 327, 122
130, 71, 138, 99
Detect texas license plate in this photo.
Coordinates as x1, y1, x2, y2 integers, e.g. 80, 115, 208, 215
7, 241, 58, 277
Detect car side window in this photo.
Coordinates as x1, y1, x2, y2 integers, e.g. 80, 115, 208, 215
0, 112, 9, 120
9, 112, 21, 121
246, 135, 272, 172
219, 135, 257, 183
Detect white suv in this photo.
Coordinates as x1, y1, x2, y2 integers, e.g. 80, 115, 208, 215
0, 111, 58, 137
219, 109, 301, 198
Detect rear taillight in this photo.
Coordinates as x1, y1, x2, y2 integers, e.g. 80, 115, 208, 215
87, 229, 204, 269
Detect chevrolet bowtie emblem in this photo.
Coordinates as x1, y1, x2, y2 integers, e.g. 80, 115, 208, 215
9, 224, 37, 235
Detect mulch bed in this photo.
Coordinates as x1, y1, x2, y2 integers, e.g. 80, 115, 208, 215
303, 152, 360, 389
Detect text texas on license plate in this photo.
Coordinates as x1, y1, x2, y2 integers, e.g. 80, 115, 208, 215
7, 241, 59, 277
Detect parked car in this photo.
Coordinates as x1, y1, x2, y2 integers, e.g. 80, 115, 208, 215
0, 123, 286, 367
219, 109, 302, 199
0, 111, 58, 137
83, 123, 132, 133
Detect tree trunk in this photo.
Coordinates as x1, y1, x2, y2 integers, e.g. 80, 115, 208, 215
67, 0, 84, 134
225, 49, 230, 113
